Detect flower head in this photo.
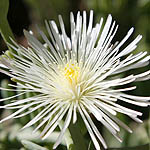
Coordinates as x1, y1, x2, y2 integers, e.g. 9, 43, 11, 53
0, 10, 150, 150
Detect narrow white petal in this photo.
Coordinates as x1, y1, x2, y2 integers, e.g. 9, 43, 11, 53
87, 10, 93, 35
101, 108, 132, 133
80, 103, 107, 149
120, 93, 150, 101
73, 100, 78, 124
41, 104, 70, 140
53, 103, 73, 149
14, 101, 49, 118
0, 103, 35, 123
119, 96, 149, 107
94, 100, 117, 116
0, 92, 27, 102
22, 102, 60, 130
0, 64, 8, 69
78, 105, 101, 150
96, 14, 112, 50
130, 116, 143, 123
34, 102, 68, 133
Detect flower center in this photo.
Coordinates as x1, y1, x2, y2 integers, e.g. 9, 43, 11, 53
53, 62, 82, 101
64, 63, 79, 84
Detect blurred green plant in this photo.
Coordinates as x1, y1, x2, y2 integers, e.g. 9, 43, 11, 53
21, 140, 49, 150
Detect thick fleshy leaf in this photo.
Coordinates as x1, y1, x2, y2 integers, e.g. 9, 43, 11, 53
21, 140, 48, 150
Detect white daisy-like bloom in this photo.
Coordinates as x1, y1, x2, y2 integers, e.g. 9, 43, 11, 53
0, 10, 150, 150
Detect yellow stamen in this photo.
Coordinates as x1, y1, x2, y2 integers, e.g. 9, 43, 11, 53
64, 63, 79, 84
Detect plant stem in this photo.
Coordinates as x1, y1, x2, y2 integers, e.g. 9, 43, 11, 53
69, 122, 87, 150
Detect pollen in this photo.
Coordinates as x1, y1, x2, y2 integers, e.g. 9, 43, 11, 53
64, 63, 80, 84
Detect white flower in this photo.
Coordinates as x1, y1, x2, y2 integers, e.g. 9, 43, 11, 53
0, 10, 150, 150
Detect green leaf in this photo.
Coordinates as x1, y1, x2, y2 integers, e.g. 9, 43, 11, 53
21, 140, 49, 150
0, 0, 15, 52
108, 144, 150, 150
0, 0, 9, 17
